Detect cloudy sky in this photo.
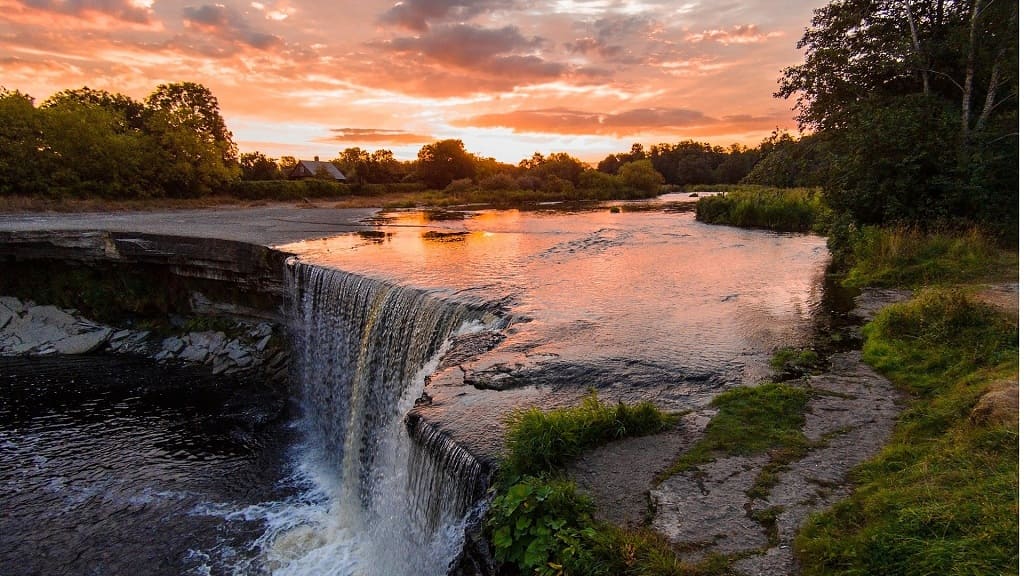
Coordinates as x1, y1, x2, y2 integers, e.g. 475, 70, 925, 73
0, 0, 824, 162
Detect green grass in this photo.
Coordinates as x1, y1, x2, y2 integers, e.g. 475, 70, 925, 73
794, 290, 1018, 576
501, 391, 678, 480
489, 393, 743, 576
843, 226, 1018, 288
659, 382, 812, 481
694, 186, 831, 233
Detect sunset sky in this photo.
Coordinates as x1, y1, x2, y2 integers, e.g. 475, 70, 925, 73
0, 0, 825, 163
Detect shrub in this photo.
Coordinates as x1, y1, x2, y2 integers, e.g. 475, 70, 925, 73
480, 173, 517, 191
444, 177, 476, 193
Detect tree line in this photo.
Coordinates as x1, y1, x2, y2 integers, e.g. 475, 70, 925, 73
0, 81, 784, 201
0, 83, 237, 198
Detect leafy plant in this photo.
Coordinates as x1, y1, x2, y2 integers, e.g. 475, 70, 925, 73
489, 476, 597, 575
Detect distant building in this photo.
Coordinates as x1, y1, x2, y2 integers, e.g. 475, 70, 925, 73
288, 156, 347, 181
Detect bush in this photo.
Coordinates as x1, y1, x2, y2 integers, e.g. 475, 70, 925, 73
480, 173, 517, 191
444, 177, 476, 193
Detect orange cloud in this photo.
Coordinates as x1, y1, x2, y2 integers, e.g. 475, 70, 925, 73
322, 128, 435, 145
455, 107, 719, 136
687, 25, 782, 45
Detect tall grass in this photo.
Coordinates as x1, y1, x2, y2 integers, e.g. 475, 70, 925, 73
501, 391, 676, 480
795, 290, 1018, 576
843, 226, 1018, 288
695, 186, 831, 233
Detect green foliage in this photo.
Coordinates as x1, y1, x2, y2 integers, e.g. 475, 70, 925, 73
489, 475, 598, 575
617, 159, 665, 194
0, 82, 238, 199
489, 394, 736, 576
417, 139, 476, 189
662, 383, 811, 479
742, 131, 830, 188
842, 227, 1017, 288
796, 290, 1018, 576
502, 391, 676, 480
695, 186, 832, 233
240, 151, 283, 180
779, 0, 1018, 239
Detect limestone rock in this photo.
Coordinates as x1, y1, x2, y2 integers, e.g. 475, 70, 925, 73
161, 336, 186, 354
53, 328, 112, 354
27, 305, 77, 331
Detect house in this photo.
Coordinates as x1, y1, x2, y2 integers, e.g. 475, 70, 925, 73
288, 156, 347, 181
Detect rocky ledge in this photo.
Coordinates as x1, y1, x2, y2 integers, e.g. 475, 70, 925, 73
0, 296, 290, 382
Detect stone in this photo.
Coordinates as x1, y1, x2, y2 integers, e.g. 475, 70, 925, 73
153, 350, 173, 361
255, 333, 273, 352
651, 455, 770, 554
12, 319, 68, 351
0, 303, 13, 331
53, 328, 112, 354
161, 336, 186, 354
54, 327, 113, 354
970, 381, 1019, 427
224, 340, 251, 361
212, 358, 232, 374
232, 354, 253, 367
27, 305, 78, 331
178, 345, 209, 364
188, 331, 227, 356
0, 296, 24, 314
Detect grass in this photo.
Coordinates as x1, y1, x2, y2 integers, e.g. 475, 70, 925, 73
694, 185, 831, 233
843, 227, 1018, 288
659, 382, 812, 481
501, 390, 677, 480
794, 289, 1018, 576
489, 393, 744, 576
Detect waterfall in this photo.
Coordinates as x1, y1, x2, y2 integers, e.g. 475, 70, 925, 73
277, 261, 501, 575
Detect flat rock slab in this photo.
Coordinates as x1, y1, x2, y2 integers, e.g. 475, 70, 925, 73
568, 411, 712, 527
626, 351, 899, 575
651, 455, 770, 554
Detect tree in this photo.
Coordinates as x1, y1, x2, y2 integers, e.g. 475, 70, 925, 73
240, 151, 282, 180
618, 159, 664, 193
523, 152, 587, 186
0, 89, 49, 195
42, 87, 147, 131
778, 0, 1017, 236
145, 82, 237, 163
416, 139, 475, 189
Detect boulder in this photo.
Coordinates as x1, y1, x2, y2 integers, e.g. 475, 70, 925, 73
27, 305, 78, 331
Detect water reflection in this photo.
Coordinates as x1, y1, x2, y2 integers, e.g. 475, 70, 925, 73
279, 198, 829, 398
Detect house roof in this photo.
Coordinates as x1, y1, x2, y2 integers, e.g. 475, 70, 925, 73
294, 160, 347, 181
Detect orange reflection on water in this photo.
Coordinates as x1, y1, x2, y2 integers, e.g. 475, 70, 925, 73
280, 205, 829, 387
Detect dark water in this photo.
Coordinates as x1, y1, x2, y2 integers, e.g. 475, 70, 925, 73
0, 356, 295, 576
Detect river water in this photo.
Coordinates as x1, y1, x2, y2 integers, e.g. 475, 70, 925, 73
0, 197, 829, 575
